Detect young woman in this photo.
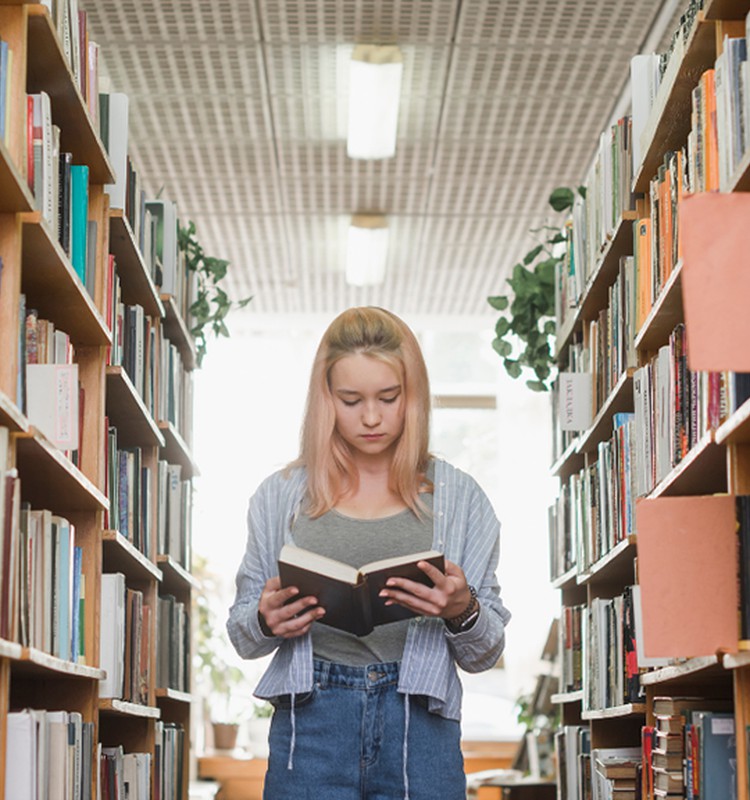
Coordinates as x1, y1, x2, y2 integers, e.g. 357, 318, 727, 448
227, 307, 511, 800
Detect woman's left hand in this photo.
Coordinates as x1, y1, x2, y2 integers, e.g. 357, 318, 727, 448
379, 559, 472, 620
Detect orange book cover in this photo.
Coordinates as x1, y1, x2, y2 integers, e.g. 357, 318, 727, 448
635, 218, 652, 330
703, 69, 719, 191
679, 192, 750, 370
635, 494, 738, 658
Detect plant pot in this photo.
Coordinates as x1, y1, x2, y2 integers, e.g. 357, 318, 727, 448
212, 721, 240, 751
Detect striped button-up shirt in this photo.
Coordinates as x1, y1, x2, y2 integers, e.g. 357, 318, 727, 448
227, 458, 511, 721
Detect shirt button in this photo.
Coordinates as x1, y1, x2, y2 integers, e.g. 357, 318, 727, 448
438, 511, 444, 517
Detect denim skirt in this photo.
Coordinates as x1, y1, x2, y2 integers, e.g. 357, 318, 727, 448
263, 659, 466, 800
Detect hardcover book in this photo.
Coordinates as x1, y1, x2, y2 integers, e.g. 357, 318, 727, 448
277, 544, 445, 637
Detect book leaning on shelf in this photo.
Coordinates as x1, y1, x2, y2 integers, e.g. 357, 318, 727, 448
278, 544, 445, 637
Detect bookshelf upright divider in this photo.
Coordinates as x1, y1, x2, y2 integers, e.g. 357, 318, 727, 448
0, 2, 198, 797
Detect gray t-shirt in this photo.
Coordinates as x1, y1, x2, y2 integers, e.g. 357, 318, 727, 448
293, 493, 434, 665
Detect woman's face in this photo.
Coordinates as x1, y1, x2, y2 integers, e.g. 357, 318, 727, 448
328, 353, 406, 462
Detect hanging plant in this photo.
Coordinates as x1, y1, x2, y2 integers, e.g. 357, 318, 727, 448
487, 186, 583, 392
178, 220, 253, 366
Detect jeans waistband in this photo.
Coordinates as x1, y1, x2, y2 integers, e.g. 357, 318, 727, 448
313, 658, 400, 689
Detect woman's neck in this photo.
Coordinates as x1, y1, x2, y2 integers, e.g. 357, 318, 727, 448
335, 455, 407, 519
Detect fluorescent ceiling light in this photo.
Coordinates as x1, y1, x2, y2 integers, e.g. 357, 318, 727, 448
346, 215, 389, 286
347, 45, 403, 159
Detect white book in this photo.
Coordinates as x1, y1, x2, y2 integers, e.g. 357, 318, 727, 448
5, 711, 36, 799
46, 710, 69, 800
98, 572, 126, 698
166, 464, 182, 561
25, 363, 79, 451
630, 53, 661, 175
103, 93, 129, 210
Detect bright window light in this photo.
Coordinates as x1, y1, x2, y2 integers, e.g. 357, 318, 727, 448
347, 45, 403, 160
346, 215, 389, 286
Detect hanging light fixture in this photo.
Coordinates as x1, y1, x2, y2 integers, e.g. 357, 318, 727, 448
347, 45, 403, 160
346, 214, 389, 286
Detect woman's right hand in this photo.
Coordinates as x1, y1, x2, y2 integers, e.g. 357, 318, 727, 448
257, 577, 325, 638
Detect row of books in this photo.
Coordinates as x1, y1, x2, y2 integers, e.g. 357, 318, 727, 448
0, 432, 85, 662
156, 594, 189, 694
582, 587, 642, 713
550, 411, 636, 579
641, 696, 735, 800
104, 430, 191, 570
566, 115, 635, 311
559, 602, 583, 695
4, 710, 186, 800
28, 90, 95, 294
99, 573, 150, 704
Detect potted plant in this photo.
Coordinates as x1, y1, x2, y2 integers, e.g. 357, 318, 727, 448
178, 220, 253, 366
193, 555, 252, 751
487, 186, 583, 392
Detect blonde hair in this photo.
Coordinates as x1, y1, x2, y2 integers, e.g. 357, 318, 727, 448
292, 307, 431, 517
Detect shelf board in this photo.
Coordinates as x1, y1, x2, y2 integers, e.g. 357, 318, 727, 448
633, 13, 717, 194
576, 369, 635, 455
21, 213, 110, 346
109, 211, 164, 318
158, 421, 199, 478
640, 655, 724, 686
158, 554, 199, 592
0, 137, 33, 213
99, 698, 161, 718
551, 690, 583, 705
703, 0, 750, 18
25, 6, 114, 184
0, 638, 22, 659
14, 428, 108, 511
17, 647, 105, 680
723, 652, 750, 670
102, 530, 162, 582
161, 294, 198, 372
634, 261, 684, 354
577, 535, 637, 587
582, 702, 646, 720
0, 391, 28, 433
105, 366, 164, 448
649, 430, 727, 497
716, 397, 750, 445
555, 211, 637, 359
155, 687, 192, 704
550, 436, 584, 480
551, 565, 578, 590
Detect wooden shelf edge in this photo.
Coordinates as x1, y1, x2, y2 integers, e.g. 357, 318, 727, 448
581, 702, 646, 720
155, 687, 192, 704
14, 428, 109, 510
105, 365, 166, 447
99, 698, 161, 718
633, 260, 684, 352
717, 397, 750, 445
20, 647, 105, 679
578, 535, 637, 585
576, 368, 635, 454
639, 655, 723, 685
552, 690, 583, 705
648, 429, 720, 498
157, 554, 199, 589
0, 391, 28, 432
102, 530, 163, 581
0, 639, 23, 659
161, 294, 198, 371
551, 565, 577, 590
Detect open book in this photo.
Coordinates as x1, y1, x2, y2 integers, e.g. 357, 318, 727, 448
277, 544, 445, 637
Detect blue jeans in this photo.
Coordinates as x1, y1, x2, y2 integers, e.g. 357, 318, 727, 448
263, 659, 466, 800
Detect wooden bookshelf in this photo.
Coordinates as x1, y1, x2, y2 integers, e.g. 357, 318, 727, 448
548, 6, 750, 798
0, 3, 198, 796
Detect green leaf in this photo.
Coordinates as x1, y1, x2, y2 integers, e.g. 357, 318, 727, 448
549, 187, 575, 212
487, 295, 509, 311
492, 337, 512, 357
526, 380, 548, 392
494, 317, 511, 337
523, 244, 544, 265
543, 319, 557, 335
549, 232, 567, 244
504, 359, 522, 379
